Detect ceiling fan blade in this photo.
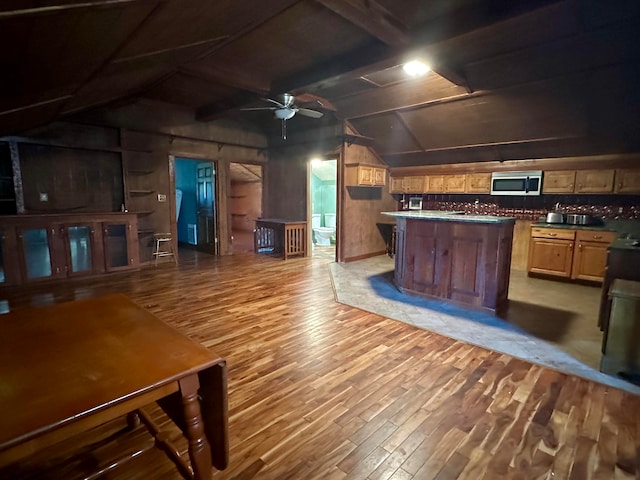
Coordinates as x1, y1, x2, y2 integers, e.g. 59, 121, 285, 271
238, 106, 277, 111
263, 97, 286, 108
297, 108, 324, 119
294, 92, 337, 111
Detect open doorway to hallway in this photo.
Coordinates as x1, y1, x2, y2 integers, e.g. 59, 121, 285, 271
310, 159, 337, 257
229, 163, 263, 253
175, 157, 218, 255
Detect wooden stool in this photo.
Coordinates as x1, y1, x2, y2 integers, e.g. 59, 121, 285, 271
152, 233, 176, 266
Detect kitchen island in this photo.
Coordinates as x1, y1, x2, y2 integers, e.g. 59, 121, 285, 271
382, 211, 516, 313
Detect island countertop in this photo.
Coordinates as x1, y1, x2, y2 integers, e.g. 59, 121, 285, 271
382, 210, 516, 224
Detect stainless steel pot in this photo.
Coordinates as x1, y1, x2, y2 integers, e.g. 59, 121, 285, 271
566, 214, 593, 225
545, 212, 565, 224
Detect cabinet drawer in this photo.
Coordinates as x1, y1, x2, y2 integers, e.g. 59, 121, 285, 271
531, 228, 575, 240
575, 230, 616, 244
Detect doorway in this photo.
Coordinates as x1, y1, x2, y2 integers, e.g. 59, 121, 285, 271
229, 163, 263, 253
310, 159, 337, 257
175, 158, 218, 255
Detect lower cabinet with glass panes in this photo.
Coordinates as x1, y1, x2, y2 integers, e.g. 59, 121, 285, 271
0, 213, 139, 286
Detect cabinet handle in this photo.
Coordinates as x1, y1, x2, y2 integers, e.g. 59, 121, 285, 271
593, 235, 602, 240
579, 244, 582, 250
569, 243, 573, 249
548, 233, 557, 237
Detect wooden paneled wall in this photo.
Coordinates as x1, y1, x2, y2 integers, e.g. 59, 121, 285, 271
3, 100, 270, 258
263, 150, 308, 221
340, 137, 397, 262
18, 144, 122, 214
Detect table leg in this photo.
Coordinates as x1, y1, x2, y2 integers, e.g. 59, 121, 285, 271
179, 374, 213, 480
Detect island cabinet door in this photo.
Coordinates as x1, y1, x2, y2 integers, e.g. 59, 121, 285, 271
405, 220, 447, 295
449, 224, 485, 306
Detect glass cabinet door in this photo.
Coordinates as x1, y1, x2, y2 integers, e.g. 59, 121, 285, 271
65, 225, 93, 275
104, 222, 131, 271
19, 227, 53, 280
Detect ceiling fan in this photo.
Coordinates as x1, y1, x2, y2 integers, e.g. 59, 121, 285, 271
240, 93, 323, 139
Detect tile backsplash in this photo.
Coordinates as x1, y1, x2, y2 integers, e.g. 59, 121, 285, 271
410, 194, 640, 220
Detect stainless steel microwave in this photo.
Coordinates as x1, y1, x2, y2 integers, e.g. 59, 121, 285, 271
490, 171, 542, 196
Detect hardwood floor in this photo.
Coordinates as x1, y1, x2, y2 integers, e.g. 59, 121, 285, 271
1, 249, 639, 479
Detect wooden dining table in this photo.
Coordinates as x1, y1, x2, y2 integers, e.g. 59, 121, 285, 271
0, 293, 228, 479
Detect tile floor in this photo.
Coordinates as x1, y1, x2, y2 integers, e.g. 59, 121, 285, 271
329, 254, 640, 394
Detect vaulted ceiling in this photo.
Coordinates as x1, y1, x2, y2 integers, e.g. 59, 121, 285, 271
2, 0, 639, 167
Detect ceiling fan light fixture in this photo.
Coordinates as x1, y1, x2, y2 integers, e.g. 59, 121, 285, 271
274, 108, 296, 120
403, 60, 430, 77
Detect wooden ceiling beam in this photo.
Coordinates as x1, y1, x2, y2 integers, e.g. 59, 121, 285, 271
315, 0, 410, 47
430, 64, 472, 93
0, 0, 163, 18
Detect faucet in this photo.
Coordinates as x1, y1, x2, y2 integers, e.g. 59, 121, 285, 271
554, 202, 561, 211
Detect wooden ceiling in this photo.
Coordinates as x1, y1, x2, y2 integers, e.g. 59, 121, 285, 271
1, 0, 639, 166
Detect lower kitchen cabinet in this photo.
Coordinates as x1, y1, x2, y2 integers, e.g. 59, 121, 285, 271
528, 234, 575, 277
0, 213, 139, 286
572, 230, 617, 281
527, 226, 616, 282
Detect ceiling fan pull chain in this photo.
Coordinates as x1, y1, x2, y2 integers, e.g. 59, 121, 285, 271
282, 119, 287, 140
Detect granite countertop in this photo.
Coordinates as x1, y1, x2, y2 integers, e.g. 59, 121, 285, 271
382, 211, 516, 224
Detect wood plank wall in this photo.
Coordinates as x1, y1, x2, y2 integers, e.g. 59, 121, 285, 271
340, 142, 397, 262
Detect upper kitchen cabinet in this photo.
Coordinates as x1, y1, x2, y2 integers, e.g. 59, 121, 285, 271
425, 173, 466, 193
614, 168, 640, 194
425, 175, 444, 193
388, 175, 424, 193
465, 173, 491, 194
426, 174, 466, 193
346, 164, 386, 187
444, 174, 466, 193
542, 171, 576, 194
575, 169, 615, 194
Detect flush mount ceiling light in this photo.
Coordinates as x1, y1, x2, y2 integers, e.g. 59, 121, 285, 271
403, 60, 430, 77
274, 108, 296, 120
